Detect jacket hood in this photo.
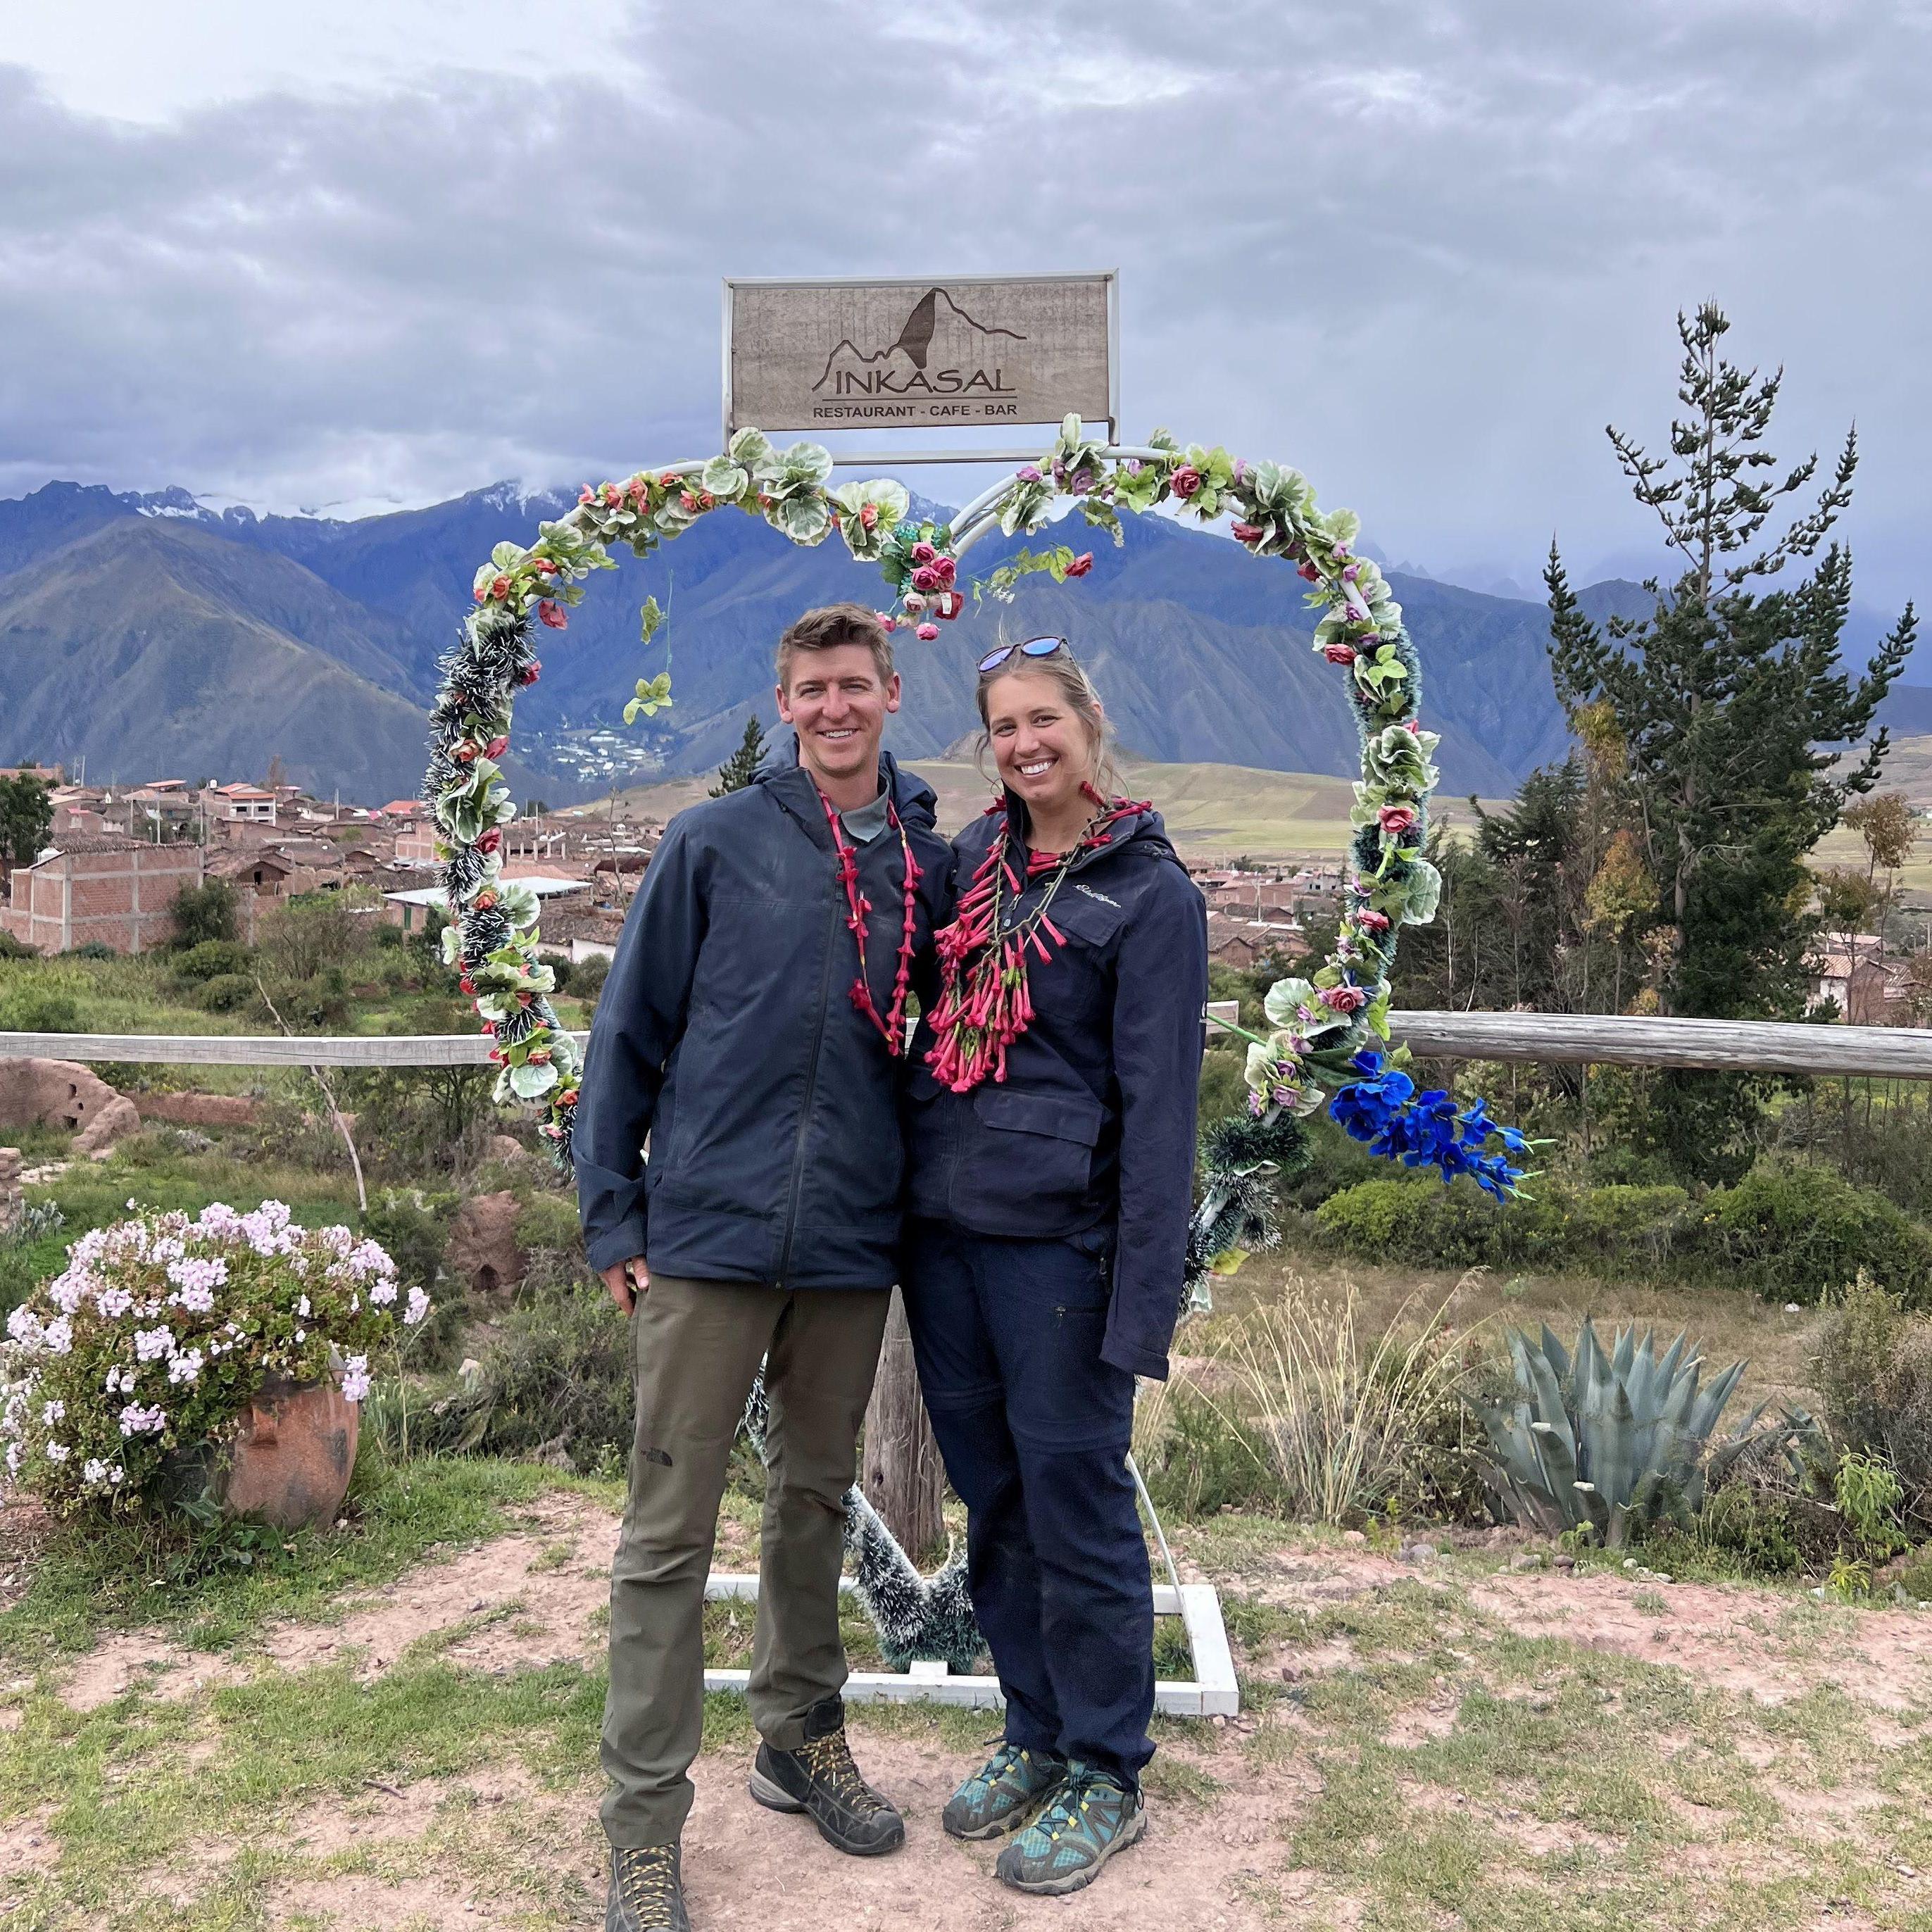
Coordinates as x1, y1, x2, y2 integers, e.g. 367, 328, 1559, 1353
757, 731, 939, 834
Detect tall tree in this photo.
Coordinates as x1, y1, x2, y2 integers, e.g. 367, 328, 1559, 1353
0, 774, 54, 888
709, 715, 769, 797
1546, 302, 1916, 1179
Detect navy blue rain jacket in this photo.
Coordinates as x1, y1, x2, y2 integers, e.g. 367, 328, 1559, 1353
574, 748, 953, 1288
904, 796, 1209, 1380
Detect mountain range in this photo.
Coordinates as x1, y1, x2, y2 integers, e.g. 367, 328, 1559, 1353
2, 476, 1926, 807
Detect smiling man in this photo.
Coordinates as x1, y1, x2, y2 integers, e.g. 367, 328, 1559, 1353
575, 603, 953, 1932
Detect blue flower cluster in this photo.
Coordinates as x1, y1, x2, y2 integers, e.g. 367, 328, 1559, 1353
1328, 1051, 1529, 1200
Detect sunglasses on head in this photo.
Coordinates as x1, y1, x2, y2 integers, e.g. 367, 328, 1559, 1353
977, 634, 1069, 676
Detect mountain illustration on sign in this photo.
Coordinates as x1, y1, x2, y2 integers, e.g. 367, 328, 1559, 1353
812, 287, 1025, 397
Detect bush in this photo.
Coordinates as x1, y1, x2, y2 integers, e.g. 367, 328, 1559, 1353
1698, 1165, 1932, 1307
341, 1067, 496, 1177
195, 973, 258, 1014
261, 896, 360, 982
173, 939, 257, 984
0, 1202, 429, 1516
1312, 1174, 1692, 1274
424, 1269, 632, 1473
0, 929, 35, 960
63, 941, 117, 962
571, 952, 610, 1007
1811, 1272, 1932, 1521
169, 880, 239, 949
0, 989, 87, 1033
1136, 1386, 1283, 1519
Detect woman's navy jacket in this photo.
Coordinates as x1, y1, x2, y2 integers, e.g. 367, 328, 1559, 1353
574, 748, 953, 1288
904, 796, 1209, 1381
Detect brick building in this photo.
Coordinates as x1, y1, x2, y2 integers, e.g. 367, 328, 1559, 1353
1, 834, 204, 954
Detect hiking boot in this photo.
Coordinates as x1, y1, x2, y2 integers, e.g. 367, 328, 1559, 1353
605, 1844, 690, 1932
941, 1742, 1068, 1841
748, 1696, 905, 1856
993, 1760, 1146, 1895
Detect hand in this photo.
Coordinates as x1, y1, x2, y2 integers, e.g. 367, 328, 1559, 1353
601, 1256, 648, 1313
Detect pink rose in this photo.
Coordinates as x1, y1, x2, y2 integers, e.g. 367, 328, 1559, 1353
484, 735, 510, 760
517, 660, 541, 686
537, 599, 567, 629
1015, 465, 1043, 484
452, 743, 477, 765
1321, 984, 1369, 1014
1297, 561, 1321, 582
1322, 641, 1358, 666
603, 484, 622, 507
1357, 909, 1391, 933
1377, 803, 1417, 836
931, 555, 956, 587
528, 1046, 551, 1066
915, 622, 940, 641
489, 575, 511, 601
1230, 522, 1265, 544
859, 501, 879, 529
1065, 552, 1093, 579
1332, 541, 1350, 560
902, 591, 927, 614
477, 829, 502, 855
910, 541, 937, 565
1341, 562, 1360, 583
534, 558, 558, 575
874, 610, 901, 630
1170, 465, 1203, 501
910, 564, 943, 594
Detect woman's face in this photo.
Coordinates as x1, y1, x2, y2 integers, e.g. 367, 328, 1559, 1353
984, 668, 1096, 826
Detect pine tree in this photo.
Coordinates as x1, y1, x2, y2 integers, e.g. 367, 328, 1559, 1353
1546, 302, 1917, 1180
708, 715, 768, 797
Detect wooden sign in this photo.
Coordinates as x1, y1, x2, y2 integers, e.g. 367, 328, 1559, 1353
723, 272, 1116, 451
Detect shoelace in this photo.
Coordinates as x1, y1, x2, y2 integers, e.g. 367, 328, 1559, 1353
615, 1847, 678, 1919
798, 1729, 886, 1812
1031, 1765, 1116, 1844
977, 1742, 1029, 1790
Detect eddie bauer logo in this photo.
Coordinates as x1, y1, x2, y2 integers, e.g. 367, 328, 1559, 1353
810, 288, 1024, 421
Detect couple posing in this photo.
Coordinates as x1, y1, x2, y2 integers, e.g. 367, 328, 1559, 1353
575, 603, 1209, 1930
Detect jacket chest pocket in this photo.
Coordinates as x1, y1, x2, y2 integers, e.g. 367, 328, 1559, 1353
970, 1086, 1105, 1217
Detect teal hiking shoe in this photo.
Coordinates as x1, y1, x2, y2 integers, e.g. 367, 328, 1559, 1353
993, 1760, 1146, 1896
941, 1742, 1068, 1841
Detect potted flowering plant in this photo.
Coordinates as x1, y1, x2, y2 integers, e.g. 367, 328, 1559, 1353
1, 1200, 429, 1529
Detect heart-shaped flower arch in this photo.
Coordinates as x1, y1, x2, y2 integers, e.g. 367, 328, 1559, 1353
422, 415, 1525, 1200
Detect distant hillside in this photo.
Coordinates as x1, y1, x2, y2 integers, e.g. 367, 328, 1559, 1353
1, 474, 1920, 806
565, 755, 1503, 855
0, 518, 434, 798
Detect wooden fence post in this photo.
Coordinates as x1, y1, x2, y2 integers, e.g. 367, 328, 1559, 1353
861, 1288, 946, 1562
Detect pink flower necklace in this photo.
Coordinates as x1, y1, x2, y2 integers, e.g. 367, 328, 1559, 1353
924, 785, 1148, 1093
815, 785, 923, 1057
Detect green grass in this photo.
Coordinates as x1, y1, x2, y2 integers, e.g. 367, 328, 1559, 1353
0, 1455, 575, 1669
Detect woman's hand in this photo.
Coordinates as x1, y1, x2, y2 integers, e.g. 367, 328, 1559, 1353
601, 1256, 649, 1313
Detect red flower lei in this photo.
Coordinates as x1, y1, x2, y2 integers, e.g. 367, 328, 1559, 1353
924, 788, 1149, 1093
816, 786, 923, 1057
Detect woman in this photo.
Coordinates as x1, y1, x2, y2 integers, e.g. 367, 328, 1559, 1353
902, 635, 1208, 1897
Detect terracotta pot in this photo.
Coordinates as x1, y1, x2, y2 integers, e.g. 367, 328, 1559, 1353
218, 1376, 360, 1531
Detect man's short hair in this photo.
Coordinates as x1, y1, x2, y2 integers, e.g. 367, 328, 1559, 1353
775, 603, 896, 691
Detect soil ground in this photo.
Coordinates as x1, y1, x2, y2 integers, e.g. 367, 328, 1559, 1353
7, 1481, 1932, 1932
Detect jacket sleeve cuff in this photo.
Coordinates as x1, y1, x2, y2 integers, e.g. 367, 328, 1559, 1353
1100, 1331, 1169, 1381
584, 1217, 648, 1275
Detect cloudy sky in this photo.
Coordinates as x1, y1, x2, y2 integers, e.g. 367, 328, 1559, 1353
1, 0, 1926, 608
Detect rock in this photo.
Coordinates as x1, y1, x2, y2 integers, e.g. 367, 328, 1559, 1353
484, 1134, 529, 1165
1341, 1529, 1368, 1547
446, 1189, 527, 1295
1398, 1541, 1439, 1564
137, 1091, 261, 1128
75, 1094, 142, 1159
1553, 1552, 1576, 1570
0, 1057, 126, 1138
1510, 1552, 1545, 1572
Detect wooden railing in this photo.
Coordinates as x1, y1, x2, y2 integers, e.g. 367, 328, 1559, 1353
4, 1011, 1932, 1077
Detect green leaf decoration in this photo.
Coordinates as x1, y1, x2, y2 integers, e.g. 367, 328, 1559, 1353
1400, 858, 1443, 925
509, 1060, 559, 1100
624, 671, 675, 723
639, 596, 664, 644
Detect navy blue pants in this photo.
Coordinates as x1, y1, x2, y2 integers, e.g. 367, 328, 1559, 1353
901, 1218, 1155, 1788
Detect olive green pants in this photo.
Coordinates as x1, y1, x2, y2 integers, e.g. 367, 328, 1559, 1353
601, 1274, 891, 1848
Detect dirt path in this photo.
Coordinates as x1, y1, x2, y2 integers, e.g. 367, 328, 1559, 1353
15, 1503, 1932, 1931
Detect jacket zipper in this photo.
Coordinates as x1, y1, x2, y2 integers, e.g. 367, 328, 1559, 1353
776, 843, 843, 1290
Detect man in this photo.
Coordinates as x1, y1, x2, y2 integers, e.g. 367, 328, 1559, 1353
575, 603, 953, 1932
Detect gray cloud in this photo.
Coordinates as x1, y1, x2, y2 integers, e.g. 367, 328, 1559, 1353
0, 0, 1925, 610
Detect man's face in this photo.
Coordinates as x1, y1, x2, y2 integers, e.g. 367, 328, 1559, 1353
776, 644, 901, 792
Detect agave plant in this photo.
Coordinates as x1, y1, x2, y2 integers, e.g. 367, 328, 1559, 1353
1478, 1320, 1764, 1546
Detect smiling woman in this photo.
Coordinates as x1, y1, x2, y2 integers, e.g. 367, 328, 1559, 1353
420, 415, 1526, 1198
